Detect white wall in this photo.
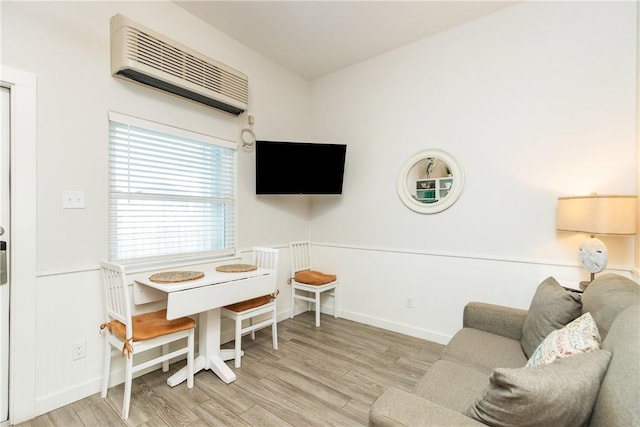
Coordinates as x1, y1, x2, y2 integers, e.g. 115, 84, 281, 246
1, 0, 312, 421
2, 0, 312, 274
1, 0, 638, 422
308, 2, 638, 340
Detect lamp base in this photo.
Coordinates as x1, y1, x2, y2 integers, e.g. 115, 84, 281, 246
579, 272, 596, 291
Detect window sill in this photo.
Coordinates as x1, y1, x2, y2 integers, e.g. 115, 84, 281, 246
119, 253, 242, 275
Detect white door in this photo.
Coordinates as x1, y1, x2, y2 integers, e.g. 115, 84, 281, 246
0, 85, 10, 424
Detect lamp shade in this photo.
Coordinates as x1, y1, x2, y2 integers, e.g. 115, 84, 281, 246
557, 195, 637, 235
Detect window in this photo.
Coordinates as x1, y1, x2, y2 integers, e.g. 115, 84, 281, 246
108, 112, 237, 263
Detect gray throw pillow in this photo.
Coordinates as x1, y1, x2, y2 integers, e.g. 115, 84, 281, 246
521, 277, 582, 358
464, 350, 612, 427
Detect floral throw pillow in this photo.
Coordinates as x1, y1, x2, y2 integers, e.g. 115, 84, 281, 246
526, 312, 601, 368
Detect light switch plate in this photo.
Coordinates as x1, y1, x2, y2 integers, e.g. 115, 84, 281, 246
63, 190, 85, 209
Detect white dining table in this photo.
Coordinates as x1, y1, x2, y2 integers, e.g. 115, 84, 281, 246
133, 267, 275, 386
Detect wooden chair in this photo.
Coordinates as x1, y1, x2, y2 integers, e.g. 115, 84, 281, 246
221, 247, 279, 368
99, 261, 195, 420
288, 240, 339, 327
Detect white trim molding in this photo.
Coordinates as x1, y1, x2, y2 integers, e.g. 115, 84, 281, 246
0, 65, 38, 425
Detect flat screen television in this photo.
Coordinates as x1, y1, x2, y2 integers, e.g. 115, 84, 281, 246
256, 140, 347, 195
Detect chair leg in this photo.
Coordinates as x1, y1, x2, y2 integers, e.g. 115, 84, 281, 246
250, 318, 256, 340
272, 306, 278, 350
234, 316, 242, 368
187, 329, 194, 389
101, 339, 111, 398
334, 286, 339, 319
315, 290, 321, 327
161, 344, 169, 372
290, 286, 295, 319
122, 354, 133, 419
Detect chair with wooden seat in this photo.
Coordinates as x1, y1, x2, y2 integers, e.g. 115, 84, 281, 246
288, 240, 339, 327
221, 247, 279, 368
99, 261, 195, 420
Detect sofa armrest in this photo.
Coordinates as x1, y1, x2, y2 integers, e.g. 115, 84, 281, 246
463, 302, 527, 341
369, 388, 485, 427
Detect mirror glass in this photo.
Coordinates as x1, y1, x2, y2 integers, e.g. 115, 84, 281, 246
397, 149, 464, 214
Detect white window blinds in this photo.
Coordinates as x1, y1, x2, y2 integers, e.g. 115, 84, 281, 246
108, 112, 237, 263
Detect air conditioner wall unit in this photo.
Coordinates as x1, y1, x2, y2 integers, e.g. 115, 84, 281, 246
110, 14, 248, 116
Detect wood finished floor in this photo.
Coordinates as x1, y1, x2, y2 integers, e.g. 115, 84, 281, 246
17, 312, 444, 427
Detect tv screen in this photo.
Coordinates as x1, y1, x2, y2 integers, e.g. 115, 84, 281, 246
256, 140, 347, 195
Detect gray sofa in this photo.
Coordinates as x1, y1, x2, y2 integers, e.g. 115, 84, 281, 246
369, 273, 640, 427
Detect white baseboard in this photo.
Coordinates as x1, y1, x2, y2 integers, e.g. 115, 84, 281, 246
283, 305, 453, 345
34, 359, 168, 417
338, 309, 451, 345
36, 378, 101, 417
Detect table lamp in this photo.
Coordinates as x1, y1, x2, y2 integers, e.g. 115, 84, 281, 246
556, 194, 637, 288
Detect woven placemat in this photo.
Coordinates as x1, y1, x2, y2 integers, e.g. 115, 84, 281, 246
216, 263, 258, 273
149, 271, 204, 283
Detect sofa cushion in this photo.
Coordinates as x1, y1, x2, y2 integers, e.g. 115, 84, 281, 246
442, 328, 527, 374
414, 360, 489, 413
370, 387, 486, 427
464, 349, 612, 427
520, 277, 582, 358
526, 312, 601, 367
582, 273, 640, 340
590, 304, 640, 427
463, 302, 527, 341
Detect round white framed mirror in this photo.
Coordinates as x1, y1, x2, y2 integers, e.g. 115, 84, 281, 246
396, 149, 464, 214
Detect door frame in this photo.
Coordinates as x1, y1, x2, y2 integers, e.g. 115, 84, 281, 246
1, 83, 10, 426
0, 66, 37, 425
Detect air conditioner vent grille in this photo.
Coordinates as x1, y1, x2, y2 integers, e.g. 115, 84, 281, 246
111, 14, 249, 114
123, 27, 248, 105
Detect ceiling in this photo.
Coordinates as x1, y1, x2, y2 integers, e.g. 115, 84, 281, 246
174, 1, 520, 81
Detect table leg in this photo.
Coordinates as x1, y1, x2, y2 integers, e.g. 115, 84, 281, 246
166, 356, 205, 387
166, 308, 237, 387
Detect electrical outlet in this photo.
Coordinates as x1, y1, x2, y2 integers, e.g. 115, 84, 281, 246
72, 340, 86, 361
406, 297, 413, 309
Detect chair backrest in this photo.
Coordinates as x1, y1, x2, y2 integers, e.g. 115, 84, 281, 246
252, 247, 279, 293
289, 240, 312, 274
100, 261, 133, 338
252, 246, 279, 271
